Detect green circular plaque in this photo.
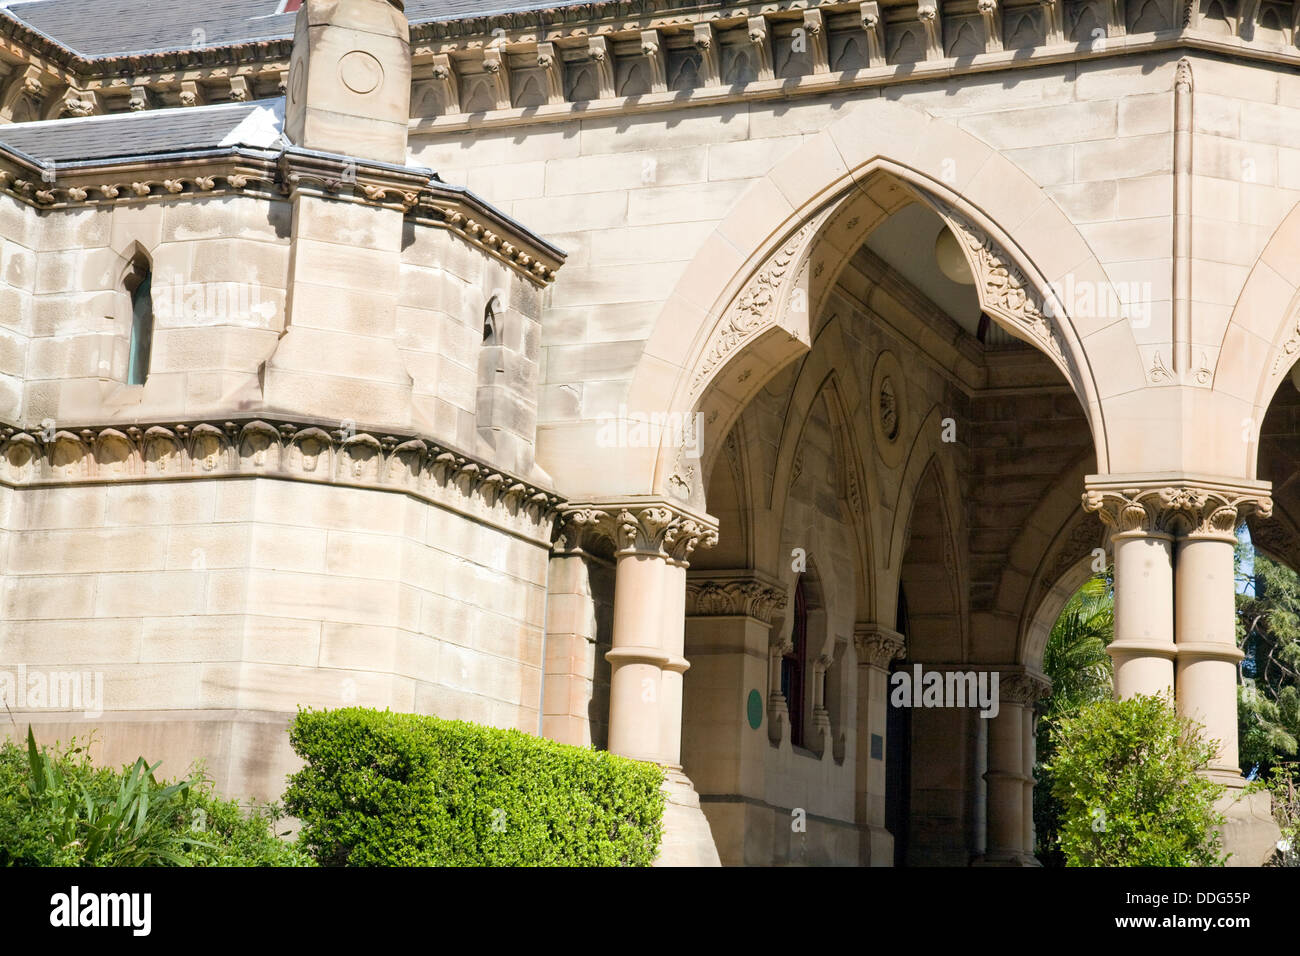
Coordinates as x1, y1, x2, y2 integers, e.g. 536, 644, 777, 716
746, 689, 763, 730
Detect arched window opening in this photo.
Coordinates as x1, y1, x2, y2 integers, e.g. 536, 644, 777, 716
125, 256, 154, 386
782, 575, 809, 748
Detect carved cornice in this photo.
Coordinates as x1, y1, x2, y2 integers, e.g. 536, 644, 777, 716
555, 498, 718, 565
0, 146, 564, 285
1082, 475, 1273, 538
12, 1, 1300, 128
0, 417, 563, 546
685, 571, 786, 623
853, 623, 906, 668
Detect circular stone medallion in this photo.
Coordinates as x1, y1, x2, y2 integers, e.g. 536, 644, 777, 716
339, 50, 384, 95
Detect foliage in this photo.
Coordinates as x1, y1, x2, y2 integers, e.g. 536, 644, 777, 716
1236, 543, 1300, 773
0, 727, 311, 867
1246, 763, 1300, 866
284, 707, 665, 866
1045, 693, 1227, 866
1034, 573, 1114, 866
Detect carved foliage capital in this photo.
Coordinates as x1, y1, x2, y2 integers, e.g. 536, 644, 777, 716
1001, 671, 1051, 705
853, 624, 906, 668
1083, 484, 1273, 537
555, 501, 718, 565
686, 575, 787, 623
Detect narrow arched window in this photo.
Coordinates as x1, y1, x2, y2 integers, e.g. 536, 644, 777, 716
782, 576, 808, 748
125, 256, 153, 386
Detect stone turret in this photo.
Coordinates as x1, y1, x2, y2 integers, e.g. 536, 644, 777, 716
284, 0, 411, 164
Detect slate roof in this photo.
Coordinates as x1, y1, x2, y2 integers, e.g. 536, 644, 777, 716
0, 0, 574, 58
0, 99, 285, 164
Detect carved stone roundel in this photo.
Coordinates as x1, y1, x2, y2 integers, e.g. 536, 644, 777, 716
870, 350, 906, 468
339, 51, 384, 95
879, 376, 899, 441
289, 58, 305, 106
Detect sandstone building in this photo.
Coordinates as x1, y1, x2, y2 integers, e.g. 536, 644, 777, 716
0, 0, 1295, 865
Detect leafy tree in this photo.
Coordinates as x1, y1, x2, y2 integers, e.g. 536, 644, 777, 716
1236, 542, 1300, 773
1034, 573, 1114, 866
1045, 693, 1227, 866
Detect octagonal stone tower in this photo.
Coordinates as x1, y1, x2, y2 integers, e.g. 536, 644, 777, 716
284, 0, 411, 165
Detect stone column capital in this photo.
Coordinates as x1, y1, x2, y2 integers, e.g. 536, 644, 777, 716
853, 623, 906, 668
685, 571, 786, 623
556, 498, 718, 565
1082, 474, 1272, 539
999, 670, 1052, 706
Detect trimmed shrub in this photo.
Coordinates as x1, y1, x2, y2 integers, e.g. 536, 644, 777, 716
0, 727, 311, 867
1045, 693, 1227, 866
284, 707, 665, 866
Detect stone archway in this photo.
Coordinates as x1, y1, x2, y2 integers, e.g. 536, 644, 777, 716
619, 98, 1134, 507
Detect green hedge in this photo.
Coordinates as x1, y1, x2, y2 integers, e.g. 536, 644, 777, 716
283, 708, 666, 866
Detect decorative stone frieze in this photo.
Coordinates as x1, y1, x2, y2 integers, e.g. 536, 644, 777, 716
11, 0, 1300, 131
555, 499, 718, 566
685, 572, 787, 623
0, 146, 564, 285
0, 417, 563, 545
689, 221, 816, 401
1082, 476, 1273, 538
853, 624, 906, 668
936, 202, 1071, 374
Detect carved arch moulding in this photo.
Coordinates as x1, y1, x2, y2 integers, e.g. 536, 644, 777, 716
674, 179, 1102, 499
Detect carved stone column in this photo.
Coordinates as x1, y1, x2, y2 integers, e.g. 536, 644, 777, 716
682, 571, 785, 865
979, 671, 1046, 866
853, 624, 905, 866
561, 499, 720, 865
1164, 483, 1272, 776
1084, 475, 1283, 865
1082, 482, 1178, 699
1085, 476, 1271, 774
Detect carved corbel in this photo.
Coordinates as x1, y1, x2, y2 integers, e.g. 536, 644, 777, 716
480, 47, 512, 110
535, 42, 566, 104
693, 23, 721, 86
979, 0, 1005, 51
586, 36, 616, 99
802, 9, 831, 73
47, 87, 98, 119
860, 2, 887, 66
430, 54, 462, 115
128, 83, 156, 111
228, 75, 252, 102
1, 65, 46, 122
1039, 0, 1065, 44
639, 29, 668, 93
917, 0, 945, 59
179, 80, 205, 107
747, 16, 776, 81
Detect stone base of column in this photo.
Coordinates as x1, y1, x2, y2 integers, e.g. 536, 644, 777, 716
1211, 776, 1282, 867
653, 769, 722, 867
858, 824, 895, 866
